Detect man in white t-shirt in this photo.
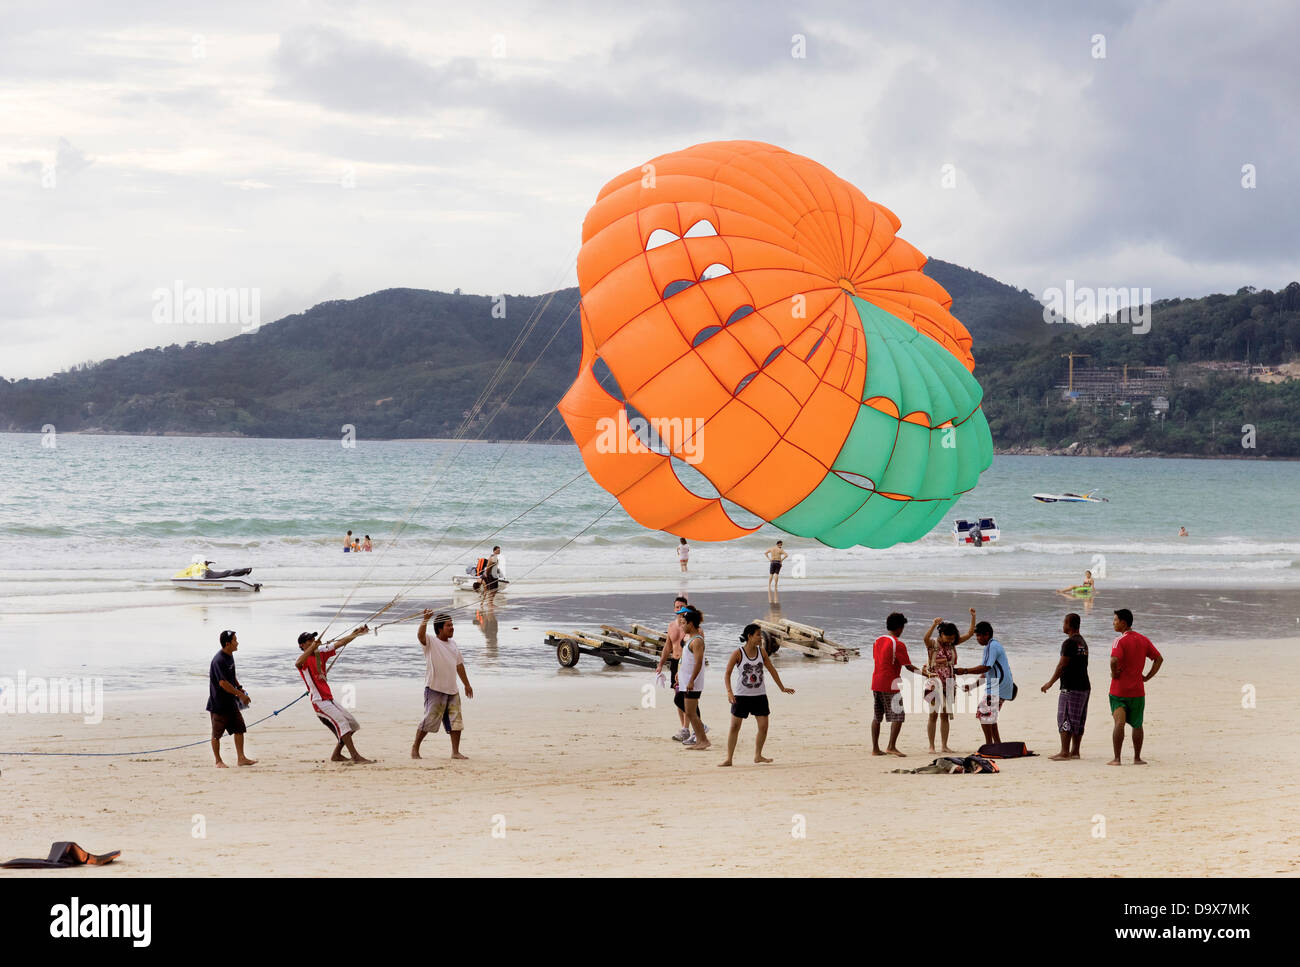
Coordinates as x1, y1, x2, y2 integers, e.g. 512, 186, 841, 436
412, 610, 474, 760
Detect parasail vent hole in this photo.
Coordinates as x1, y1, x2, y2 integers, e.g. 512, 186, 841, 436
725, 305, 754, 325
624, 402, 669, 454
591, 357, 624, 401
834, 470, 876, 491
692, 325, 723, 348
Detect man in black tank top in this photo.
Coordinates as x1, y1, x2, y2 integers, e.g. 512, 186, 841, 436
1040, 612, 1091, 760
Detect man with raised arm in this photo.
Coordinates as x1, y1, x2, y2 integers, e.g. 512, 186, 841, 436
413, 610, 474, 760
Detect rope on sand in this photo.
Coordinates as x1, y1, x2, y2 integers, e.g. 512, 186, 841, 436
0, 690, 310, 758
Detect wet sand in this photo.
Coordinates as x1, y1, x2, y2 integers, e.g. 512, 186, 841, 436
2, 585, 1297, 877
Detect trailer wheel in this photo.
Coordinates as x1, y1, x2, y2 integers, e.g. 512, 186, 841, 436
556, 639, 580, 667
602, 653, 623, 666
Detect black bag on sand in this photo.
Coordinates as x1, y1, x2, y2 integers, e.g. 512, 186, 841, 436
977, 742, 1037, 758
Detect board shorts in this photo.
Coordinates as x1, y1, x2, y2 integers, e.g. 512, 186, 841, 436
769, 561, 781, 575
210, 709, 246, 738
976, 695, 1004, 725
314, 699, 360, 739
923, 676, 956, 717
1058, 689, 1090, 733
731, 694, 770, 718
668, 657, 680, 690
872, 690, 904, 723
419, 688, 464, 733
674, 690, 701, 711
1109, 694, 1146, 728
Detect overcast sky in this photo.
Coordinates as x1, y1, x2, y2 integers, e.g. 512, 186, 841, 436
2, 0, 1296, 378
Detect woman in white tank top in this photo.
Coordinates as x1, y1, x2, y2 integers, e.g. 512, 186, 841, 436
721, 623, 795, 767
676, 606, 710, 751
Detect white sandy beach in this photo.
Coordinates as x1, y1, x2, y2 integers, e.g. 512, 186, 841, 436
3, 635, 1297, 878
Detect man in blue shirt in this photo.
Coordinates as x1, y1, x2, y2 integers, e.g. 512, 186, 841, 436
207, 630, 256, 768
956, 621, 1014, 745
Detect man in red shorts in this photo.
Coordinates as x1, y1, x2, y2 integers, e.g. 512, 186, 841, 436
296, 625, 372, 763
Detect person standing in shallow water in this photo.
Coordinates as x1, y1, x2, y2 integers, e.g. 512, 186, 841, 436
765, 540, 788, 598
677, 537, 690, 572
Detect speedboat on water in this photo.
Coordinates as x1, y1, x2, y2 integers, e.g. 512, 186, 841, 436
953, 517, 999, 545
172, 558, 261, 592
1032, 490, 1109, 503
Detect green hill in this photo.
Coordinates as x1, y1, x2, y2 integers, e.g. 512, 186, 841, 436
3, 268, 1298, 457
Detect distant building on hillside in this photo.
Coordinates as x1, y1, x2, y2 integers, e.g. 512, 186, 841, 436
1058, 365, 1171, 404
1189, 361, 1280, 380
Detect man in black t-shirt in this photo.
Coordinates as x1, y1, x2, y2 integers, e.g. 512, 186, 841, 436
1040, 612, 1090, 760
207, 630, 256, 768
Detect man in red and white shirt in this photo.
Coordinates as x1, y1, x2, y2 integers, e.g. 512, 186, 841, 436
296, 626, 371, 763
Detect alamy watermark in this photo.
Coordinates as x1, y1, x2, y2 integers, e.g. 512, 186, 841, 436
594, 409, 705, 464
0, 671, 103, 724
1042, 280, 1151, 334
152, 281, 261, 333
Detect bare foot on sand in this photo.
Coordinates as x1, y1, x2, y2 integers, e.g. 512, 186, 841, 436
718, 760, 733, 767
1107, 758, 1122, 766
214, 761, 228, 769
688, 742, 712, 751
886, 748, 906, 757
352, 756, 375, 764
451, 752, 469, 760
755, 755, 773, 764
237, 758, 257, 766
1133, 758, 1147, 765
1048, 753, 1071, 761
871, 749, 885, 756
330, 753, 348, 762
941, 746, 956, 754
410, 750, 421, 759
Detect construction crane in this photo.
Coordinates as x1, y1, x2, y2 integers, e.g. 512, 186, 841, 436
1061, 353, 1091, 394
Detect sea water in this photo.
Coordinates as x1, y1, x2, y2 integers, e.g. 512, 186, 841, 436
1, 431, 1298, 606
1, 432, 1297, 690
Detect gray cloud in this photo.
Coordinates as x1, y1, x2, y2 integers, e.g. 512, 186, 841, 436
0, 0, 1296, 378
